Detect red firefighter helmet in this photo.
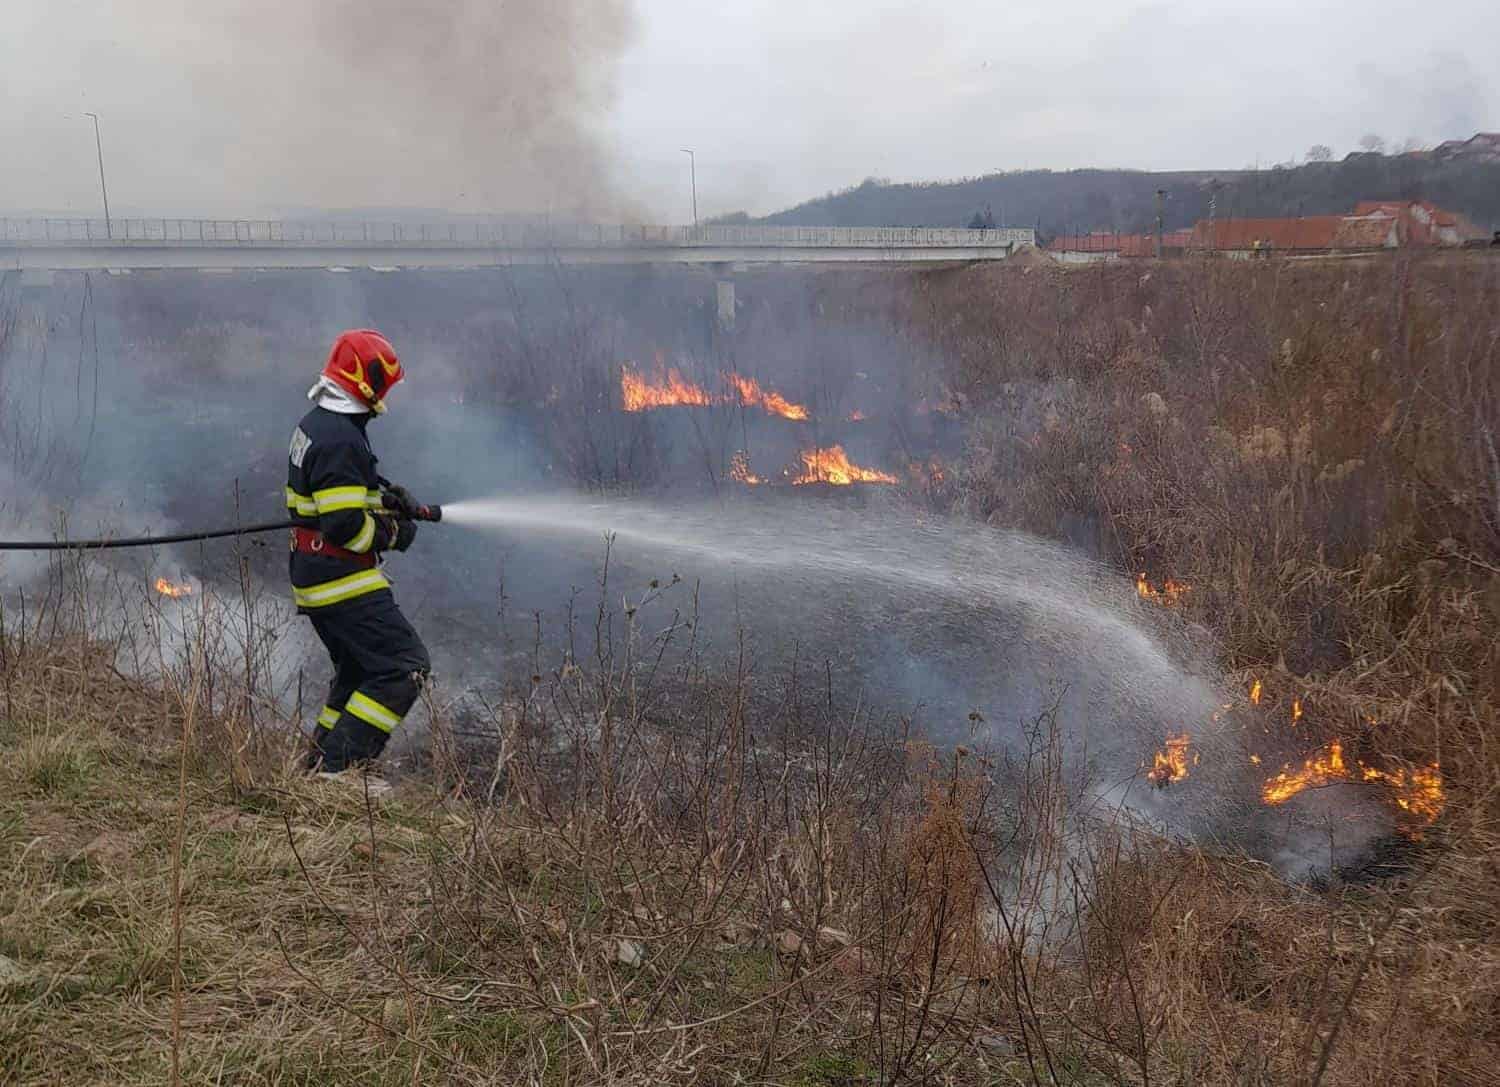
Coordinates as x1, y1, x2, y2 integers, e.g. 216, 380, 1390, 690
321, 329, 404, 413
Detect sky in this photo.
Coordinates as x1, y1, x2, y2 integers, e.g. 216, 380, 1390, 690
3, 0, 1497, 222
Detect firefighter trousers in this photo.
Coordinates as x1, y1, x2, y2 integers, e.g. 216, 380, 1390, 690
307, 589, 430, 772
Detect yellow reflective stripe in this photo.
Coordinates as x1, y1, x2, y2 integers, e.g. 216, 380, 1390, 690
345, 691, 402, 733
345, 512, 376, 554
285, 486, 317, 515
291, 569, 390, 609
313, 485, 370, 513
366, 492, 386, 509
316, 706, 340, 729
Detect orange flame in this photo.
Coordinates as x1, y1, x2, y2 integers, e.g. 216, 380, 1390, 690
790, 445, 898, 486
620, 364, 810, 420
848, 409, 867, 422
725, 374, 810, 421
621, 363, 714, 411
154, 577, 193, 599
1291, 698, 1303, 725
1260, 740, 1445, 827
1250, 679, 1263, 706
1362, 764, 1445, 824
729, 451, 762, 485
1147, 734, 1192, 786
1136, 573, 1190, 606
1261, 739, 1347, 804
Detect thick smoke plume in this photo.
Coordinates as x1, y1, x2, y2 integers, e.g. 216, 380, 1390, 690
3, 1, 637, 218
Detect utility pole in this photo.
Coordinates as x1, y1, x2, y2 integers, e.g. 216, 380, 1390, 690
1207, 179, 1222, 254
1154, 188, 1166, 259
680, 149, 698, 229
84, 112, 112, 239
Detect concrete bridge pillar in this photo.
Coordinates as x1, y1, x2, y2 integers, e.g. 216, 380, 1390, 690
716, 279, 735, 330
711, 260, 744, 332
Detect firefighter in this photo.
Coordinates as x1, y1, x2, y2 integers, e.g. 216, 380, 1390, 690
287, 329, 431, 781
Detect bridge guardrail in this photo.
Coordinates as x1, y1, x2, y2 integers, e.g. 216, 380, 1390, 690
1, 217, 1034, 250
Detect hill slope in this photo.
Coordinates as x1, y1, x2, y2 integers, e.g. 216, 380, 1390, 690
741, 156, 1500, 235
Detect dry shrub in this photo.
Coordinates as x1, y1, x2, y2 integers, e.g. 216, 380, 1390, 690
899, 744, 988, 973
884, 251, 1500, 1085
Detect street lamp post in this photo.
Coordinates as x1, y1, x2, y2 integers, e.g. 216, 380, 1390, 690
680, 149, 698, 229
83, 112, 112, 239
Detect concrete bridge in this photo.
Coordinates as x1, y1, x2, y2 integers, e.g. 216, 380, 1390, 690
1, 217, 1035, 272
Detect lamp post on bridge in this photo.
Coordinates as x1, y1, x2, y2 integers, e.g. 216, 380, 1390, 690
83, 112, 112, 239
680, 148, 698, 231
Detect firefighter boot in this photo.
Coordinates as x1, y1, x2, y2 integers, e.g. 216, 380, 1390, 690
314, 714, 390, 774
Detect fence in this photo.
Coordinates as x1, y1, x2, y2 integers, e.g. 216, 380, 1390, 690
1, 217, 1034, 250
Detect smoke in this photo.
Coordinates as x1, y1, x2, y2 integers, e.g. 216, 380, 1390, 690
1355, 51, 1490, 145
0, 265, 1405, 879
2, 1, 638, 218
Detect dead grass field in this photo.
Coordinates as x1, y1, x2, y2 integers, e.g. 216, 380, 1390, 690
3, 253, 1499, 1085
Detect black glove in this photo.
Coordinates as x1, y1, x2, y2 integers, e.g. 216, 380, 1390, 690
373, 515, 418, 553
382, 483, 421, 520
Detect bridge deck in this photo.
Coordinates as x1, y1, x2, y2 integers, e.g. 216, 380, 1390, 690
2, 218, 1034, 270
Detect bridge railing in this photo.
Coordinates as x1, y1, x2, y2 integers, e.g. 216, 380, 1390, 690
1, 217, 1035, 250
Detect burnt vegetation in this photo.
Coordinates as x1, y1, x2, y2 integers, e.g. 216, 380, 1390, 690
1, 253, 1499, 1084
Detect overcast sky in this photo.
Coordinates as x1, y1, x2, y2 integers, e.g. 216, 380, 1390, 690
4, 1, 1496, 221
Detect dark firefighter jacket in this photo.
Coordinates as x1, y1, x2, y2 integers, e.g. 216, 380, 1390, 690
285, 406, 390, 611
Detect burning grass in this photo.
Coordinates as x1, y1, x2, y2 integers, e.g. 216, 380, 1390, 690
1146, 733, 1193, 786
5, 253, 1500, 1084
621, 360, 811, 420
5, 552, 1499, 1085
791, 444, 899, 486
153, 576, 193, 598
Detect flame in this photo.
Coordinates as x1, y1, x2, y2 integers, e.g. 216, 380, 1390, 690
848, 409, 867, 422
620, 363, 810, 420
790, 445, 898, 486
1147, 734, 1192, 786
154, 577, 193, 598
1261, 739, 1348, 804
621, 363, 714, 411
1250, 679, 1263, 706
1136, 573, 1191, 606
1260, 740, 1445, 827
725, 374, 810, 421
729, 451, 762, 485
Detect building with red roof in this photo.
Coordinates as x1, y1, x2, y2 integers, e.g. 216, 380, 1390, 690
1351, 200, 1487, 247
1046, 198, 1479, 261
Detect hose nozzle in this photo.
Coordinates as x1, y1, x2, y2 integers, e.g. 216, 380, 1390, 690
413, 504, 442, 523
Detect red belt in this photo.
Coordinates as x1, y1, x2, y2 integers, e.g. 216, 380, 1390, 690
290, 527, 377, 568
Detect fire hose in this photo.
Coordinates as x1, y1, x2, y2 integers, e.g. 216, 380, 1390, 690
0, 498, 443, 552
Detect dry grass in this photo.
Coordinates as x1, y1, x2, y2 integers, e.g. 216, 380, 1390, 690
895, 251, 1500, 1084
0, 625, 1047, 1085
3, 254, 1499, 1084
5, 621, 1495, 1085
